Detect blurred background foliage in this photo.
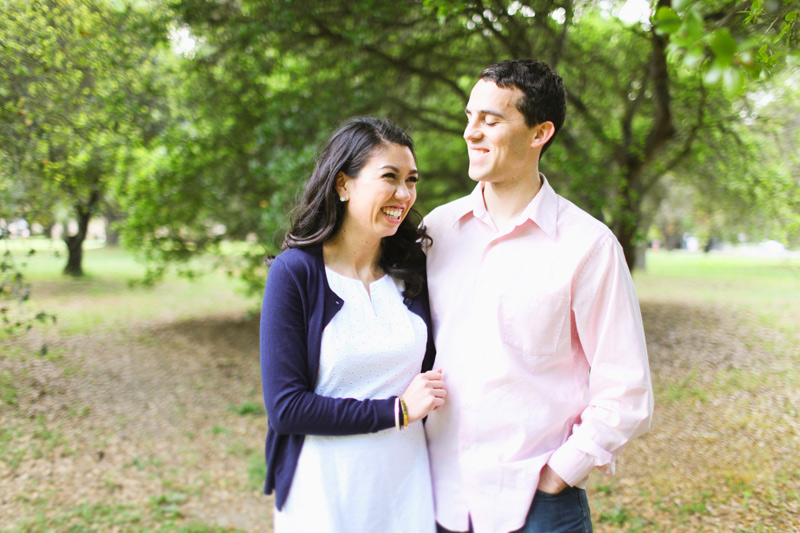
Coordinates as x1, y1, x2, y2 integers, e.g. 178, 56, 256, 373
1, 0, 799, 294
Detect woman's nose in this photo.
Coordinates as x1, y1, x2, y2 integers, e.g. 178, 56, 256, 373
395, 183, 411, 200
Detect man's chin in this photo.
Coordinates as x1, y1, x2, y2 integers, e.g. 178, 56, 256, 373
468, 170, 484, 182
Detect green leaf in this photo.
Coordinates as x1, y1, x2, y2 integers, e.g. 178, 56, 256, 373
684, 45, 705, 68
672, 0, 693, 12
653, 6, 682, 35
709, 29, 737, 63
774, 21, 791, 44
682, 9, 705, 42
722, 67, 744, 96
704, 61, 725, 84
737, 36, 761, 53
756, 44, 770, 62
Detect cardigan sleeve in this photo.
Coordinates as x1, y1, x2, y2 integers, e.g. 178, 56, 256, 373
260, 254, 396, 436
419, 281, 437, 374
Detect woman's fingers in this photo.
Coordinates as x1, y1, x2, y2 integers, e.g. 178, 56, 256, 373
401, 369, 448, 423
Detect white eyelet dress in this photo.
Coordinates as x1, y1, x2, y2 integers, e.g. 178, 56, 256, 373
273, 268, 436, 533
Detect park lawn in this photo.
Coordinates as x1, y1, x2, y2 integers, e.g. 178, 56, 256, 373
635, 250, 800, 335
1, 242, 266, 531
591, 250, 800, 532
2, 238, 256, 337
1, 242, 799, 531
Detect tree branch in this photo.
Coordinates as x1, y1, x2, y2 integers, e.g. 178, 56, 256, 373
550, 0, 574, 69
642, 82, 707, 196
309, 16, 469, 102
643, 2, 675, 163
384, 97, 463, 136
566, 89, 618, 150
621, 63, 651, 151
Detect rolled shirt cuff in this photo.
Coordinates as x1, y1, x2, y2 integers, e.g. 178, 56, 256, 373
547, 435, 615, 487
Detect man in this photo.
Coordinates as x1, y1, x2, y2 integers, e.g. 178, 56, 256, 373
424, 59, 654, 533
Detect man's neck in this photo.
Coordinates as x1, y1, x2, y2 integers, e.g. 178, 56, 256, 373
482, 172, 542, 232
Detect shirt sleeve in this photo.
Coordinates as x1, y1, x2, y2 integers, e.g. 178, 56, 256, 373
547, 234, 654, 486
260, 255, 396, 436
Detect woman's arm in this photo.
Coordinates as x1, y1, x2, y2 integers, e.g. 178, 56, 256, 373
261, 256, 445, 435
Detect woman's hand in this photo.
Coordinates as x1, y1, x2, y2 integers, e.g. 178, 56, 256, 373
401, 369, 446, 424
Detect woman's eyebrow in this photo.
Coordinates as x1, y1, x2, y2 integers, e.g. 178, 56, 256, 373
379, 165, 418, 174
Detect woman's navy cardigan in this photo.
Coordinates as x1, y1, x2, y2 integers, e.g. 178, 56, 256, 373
259, 245, 436, 510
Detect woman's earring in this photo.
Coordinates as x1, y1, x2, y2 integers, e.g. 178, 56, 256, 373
339, 195, 348, 202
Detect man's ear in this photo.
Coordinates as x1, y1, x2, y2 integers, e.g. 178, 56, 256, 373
530, 121, 556, 149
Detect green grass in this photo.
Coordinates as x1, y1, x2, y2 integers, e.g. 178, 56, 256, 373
2, 240, 261, 531
660, 370, 710, 403
2, 239, 256, 337
0, 426, 27, 470
229, 401, 265, 416
247, 454, 268, 491
635, 250, 800, 333
9, 499, 242, 532
11, 501, 144, 531
593, 250, 800, 530
0, 369, 19, 407
5, 241, 800, 531
2, 236, 127, 279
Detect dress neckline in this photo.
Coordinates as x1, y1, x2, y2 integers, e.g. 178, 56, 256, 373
324, 266, 389, 288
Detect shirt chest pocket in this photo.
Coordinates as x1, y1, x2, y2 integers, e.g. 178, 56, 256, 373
497, 292, 571, 356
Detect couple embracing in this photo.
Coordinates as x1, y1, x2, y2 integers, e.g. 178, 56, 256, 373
259, 59, 654, 533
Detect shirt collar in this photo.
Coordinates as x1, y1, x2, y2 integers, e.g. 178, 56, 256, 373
523, 173, 558, 240
452, 174, 559, 240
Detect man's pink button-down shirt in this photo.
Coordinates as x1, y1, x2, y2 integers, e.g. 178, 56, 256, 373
424, 177, 653, 533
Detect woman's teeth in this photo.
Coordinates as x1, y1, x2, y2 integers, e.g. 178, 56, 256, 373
382, 208, 402, 220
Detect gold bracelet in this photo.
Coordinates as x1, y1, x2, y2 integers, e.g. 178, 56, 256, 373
399, 397, 408, 429
394, 398, 401, 431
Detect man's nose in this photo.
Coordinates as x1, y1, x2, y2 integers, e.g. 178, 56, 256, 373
464, 120, 482, 141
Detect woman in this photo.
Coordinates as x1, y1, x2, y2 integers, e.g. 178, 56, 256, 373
260, 117, 445, 532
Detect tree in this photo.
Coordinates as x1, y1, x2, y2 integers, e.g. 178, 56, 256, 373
0, 0, 172, 276
129, 0, 799, 282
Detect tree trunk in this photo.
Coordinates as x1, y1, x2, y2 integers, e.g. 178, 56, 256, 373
613, 162, 644, 272
63, 209, 90, 276
616, 215, 639, 272
63, 190, 100, 277
612, 15, 673, 272
104, 210, 121, 246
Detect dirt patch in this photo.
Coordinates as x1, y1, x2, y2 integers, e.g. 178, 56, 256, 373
1, 313, 272, 531
590, 301, 800, 531
2, 300, 799, 531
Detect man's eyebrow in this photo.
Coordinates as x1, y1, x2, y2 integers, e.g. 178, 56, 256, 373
465, 108, 508, 119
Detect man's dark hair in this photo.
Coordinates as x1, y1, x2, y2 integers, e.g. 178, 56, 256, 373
480, 59, 566, 157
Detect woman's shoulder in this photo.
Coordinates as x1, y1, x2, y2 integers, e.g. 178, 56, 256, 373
272, 245, 323, 269
268, 246, 326, 288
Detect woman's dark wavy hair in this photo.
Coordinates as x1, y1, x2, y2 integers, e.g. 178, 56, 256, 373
280, 116, 431, 298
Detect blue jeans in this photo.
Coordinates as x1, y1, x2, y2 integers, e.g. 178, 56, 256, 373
436, 487, 593, 533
